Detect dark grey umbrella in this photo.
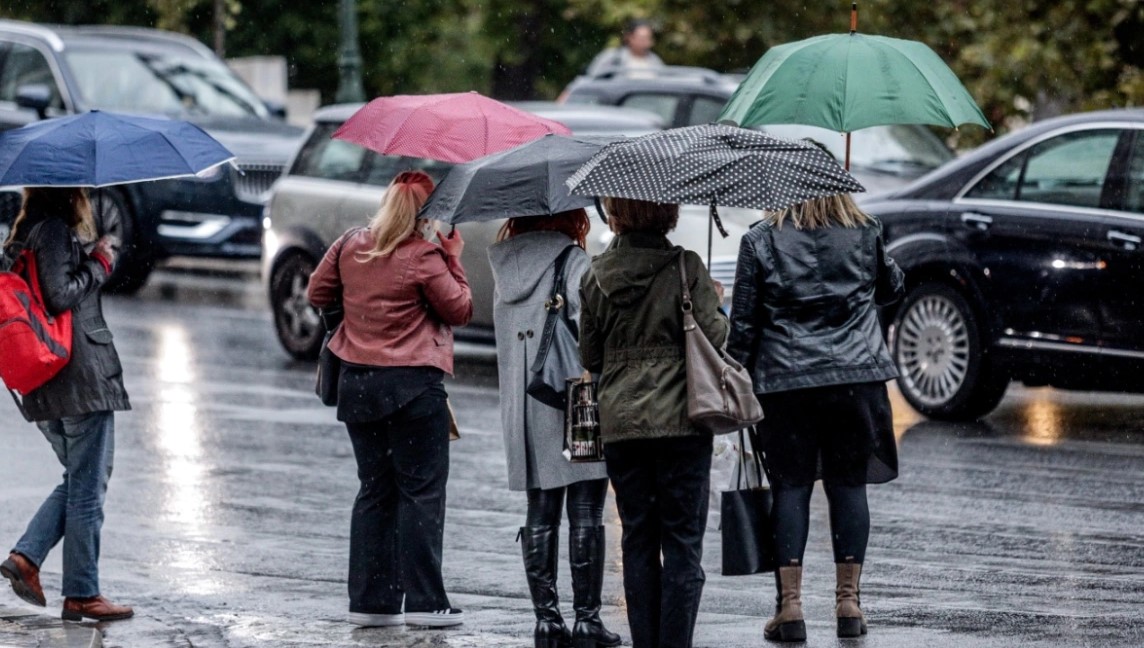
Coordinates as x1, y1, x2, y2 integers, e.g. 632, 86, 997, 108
565, 123, 865, 234
419, 134, 617, 225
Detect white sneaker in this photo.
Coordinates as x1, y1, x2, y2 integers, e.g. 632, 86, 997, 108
404, 608, 464, 627
348, 612, 404, 627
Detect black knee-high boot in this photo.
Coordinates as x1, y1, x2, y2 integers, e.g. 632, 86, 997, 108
521, 526, 573, 648
569, 526, 622, 648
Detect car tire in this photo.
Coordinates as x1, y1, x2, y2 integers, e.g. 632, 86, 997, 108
271, 251, 324, 360
889, 282, 1009, 421
98, 190, 154, 294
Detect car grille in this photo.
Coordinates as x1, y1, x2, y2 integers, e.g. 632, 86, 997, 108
708, 258, 737, 287
233, 163, 285, 202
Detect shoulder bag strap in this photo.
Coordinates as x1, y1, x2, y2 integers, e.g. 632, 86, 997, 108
677, 250, 693, 319
548, 244, 577, 334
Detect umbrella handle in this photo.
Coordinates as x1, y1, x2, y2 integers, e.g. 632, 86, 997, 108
710, 203, 729, 238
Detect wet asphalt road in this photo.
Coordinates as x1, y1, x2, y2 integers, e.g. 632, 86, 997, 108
0, 270, 1142, 648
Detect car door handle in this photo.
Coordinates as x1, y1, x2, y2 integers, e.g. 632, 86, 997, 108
1108, 230, 1142, 251
960, 212, 993, 231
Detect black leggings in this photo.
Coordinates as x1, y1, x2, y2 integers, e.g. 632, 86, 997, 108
525, 478, 609, 528
771, 482, 869, 565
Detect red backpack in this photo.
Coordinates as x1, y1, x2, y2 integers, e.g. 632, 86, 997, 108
0, 244, 73, 396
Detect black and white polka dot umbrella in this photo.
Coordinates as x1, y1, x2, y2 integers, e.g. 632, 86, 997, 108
566, 123, 864, 217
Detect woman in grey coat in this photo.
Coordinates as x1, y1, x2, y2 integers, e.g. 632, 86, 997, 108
1, 188, 133, 622
488, 209, 619, 648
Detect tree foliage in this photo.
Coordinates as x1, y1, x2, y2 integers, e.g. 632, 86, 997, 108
2, 0, 1141, 145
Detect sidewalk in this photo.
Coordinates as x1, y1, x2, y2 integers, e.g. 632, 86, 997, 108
0, 606, 101, 648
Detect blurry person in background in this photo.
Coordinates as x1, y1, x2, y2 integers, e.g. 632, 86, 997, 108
308, 171, 472, 629
586, 19, 665, 77
488, 210, 620, 648
727, 193, 904, 642
1, 187, 133, 622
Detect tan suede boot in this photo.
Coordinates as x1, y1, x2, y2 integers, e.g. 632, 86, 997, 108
835, 562, 868, 638
764, 563, 806, 642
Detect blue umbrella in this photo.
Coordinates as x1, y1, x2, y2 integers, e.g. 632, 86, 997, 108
0, 110, 234, 187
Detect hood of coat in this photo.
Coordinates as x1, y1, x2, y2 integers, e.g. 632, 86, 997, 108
487, 230, 580, 305
590, 232, 679, 307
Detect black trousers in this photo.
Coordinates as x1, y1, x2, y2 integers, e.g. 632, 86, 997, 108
345, 388, 451, 614
605, 435, 713, 648
526, 479, 609, 528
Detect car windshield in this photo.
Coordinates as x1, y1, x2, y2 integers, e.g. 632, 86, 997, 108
759, 124, 953, 172
61, 46, 268, 119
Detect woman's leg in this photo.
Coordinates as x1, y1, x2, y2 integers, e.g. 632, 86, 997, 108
345, 418, 403, 615
523, 488, 569, 647
12, 420, 70, 569
655, 436, 712, 648
388, 390, 453, 613
566, 479, 620, 647
770, 483, 814, 567
822, 484, 869, 564
605, 441, 661, 648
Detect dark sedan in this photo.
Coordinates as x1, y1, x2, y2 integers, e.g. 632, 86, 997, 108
867, 108, 1144, 420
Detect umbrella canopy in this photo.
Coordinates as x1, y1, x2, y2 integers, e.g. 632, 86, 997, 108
0, 110, 235, 187
332, 92, 572, 164
719, 33, 990, 134
419, 134, 615, 225
565, 124, 864, 215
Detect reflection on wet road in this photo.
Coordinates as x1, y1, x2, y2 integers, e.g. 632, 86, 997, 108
0, 279, 1140, 647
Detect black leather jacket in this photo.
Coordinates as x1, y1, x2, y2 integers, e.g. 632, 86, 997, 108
7, 215, 130, 421
727, 217, 904, 394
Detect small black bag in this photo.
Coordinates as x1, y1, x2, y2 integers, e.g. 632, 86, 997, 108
527, 246, 582, 410
720, 427, 777, 576
315, 305, 343, 407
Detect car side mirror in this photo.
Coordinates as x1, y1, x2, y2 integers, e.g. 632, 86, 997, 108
264, 100, 287, 120
15, 84, 52, 120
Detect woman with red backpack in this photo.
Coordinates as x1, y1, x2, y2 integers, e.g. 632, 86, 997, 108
0, 187, 134, 622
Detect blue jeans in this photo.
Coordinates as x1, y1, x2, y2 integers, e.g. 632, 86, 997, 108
12, 411, 115, 598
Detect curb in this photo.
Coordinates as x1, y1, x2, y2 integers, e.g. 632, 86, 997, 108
0, 606, 101, 648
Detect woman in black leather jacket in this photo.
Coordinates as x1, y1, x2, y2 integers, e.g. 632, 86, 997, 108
727, 193, 904, 642
1, 188, 134, 622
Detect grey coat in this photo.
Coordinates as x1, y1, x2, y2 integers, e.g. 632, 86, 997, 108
7, 215, 130, 422
489, 231, 608, 491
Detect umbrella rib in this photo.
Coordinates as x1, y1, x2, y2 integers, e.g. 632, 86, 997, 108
873, 39, 988, 129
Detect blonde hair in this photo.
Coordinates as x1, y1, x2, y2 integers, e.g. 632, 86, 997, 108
357, 171, 436, 261
496, 209, 590, 248
766, 193, 870, 230
5, 187, 96, 247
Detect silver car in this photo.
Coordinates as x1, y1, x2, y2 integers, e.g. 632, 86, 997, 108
261, 102, 756, 359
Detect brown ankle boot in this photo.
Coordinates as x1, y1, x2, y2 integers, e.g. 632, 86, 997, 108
1, 552, 46, 607
62, 595, 134, 622
835, 562, 867, 638
764, 563, 806, 642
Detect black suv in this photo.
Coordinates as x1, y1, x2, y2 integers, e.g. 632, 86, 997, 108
560, 66, 955, 194
0, 20, 304, 291
868, 108, 1144, 420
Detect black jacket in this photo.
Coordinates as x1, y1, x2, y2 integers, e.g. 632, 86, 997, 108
727, 217, 904, 394
8, 216, 130, 421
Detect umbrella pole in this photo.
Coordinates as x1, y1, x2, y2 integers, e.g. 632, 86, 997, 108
707, 207, 713, 268
845, 132, 852, 171
851, 1, 858, 34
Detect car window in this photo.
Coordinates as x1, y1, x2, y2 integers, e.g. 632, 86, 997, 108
1125, 134, 1144, 215
968, 130, 1119, 208
61, 46, 267, 119
688, 96, 725, 126
292, 123, 369, 182
0, 43, 63, 109
619, 94, 679, 126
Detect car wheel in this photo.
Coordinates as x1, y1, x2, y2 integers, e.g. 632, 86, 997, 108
98, 190, 154, 294
889, 282, 1008, 420
271, 252, 323, 360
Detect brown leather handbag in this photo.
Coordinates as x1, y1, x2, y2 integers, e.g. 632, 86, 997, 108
678, 254, 764, 434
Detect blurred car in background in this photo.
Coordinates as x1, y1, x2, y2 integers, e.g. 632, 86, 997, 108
560, 66, 955, 195
867, 108, 1144, 420
0, 19, 304, 291
261, 102, 754, 359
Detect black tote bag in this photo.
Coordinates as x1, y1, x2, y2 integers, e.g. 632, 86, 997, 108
720, 427, 777, 576
527, 246, 582, 410
314, 231, 356, 407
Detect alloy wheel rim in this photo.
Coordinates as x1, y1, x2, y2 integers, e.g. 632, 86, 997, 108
895, 294, 971, 407
281, 269, 319, 341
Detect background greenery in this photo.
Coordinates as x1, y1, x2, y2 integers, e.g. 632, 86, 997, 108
4, 0, 1143, 146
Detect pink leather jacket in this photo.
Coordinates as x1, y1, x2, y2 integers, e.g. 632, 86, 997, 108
307, 228, 472, 375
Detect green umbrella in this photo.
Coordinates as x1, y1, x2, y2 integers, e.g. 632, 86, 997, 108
720, 4, 989, 168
